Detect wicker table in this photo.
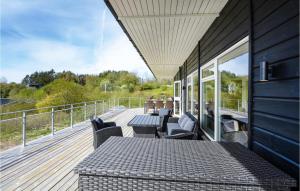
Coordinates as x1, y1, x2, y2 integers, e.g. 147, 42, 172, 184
74, 137, 296, 191
127, 115, 160, 138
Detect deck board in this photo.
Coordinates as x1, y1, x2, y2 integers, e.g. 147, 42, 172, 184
0, 108, 143, 191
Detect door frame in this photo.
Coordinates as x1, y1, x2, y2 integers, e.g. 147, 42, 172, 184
199, 36, 249, 141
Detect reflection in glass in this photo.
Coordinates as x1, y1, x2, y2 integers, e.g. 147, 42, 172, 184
202, 80, 215, 138
202, 64, 214, 78
219, 48, 248, 147
174, 82, 180, 97
187, 85, 192, 112
193, 74, 198, 117
175, 101, 180, 115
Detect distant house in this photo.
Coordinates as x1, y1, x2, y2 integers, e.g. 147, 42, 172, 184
27, 83, 42, 89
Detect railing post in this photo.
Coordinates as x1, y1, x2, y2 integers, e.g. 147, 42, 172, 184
70, 104, 73, 128
237, 100, 240, 112
51, 108, 55, 135
102, 100, 105, 113
94, 101, 97, 117
84, 102, 87, 120
114, 98, 116, 108
128, 97, 131, 108
118, 98, 120, 107
22, 112, 26, 146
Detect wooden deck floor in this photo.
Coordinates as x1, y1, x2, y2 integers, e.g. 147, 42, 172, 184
0, 108, 143, 191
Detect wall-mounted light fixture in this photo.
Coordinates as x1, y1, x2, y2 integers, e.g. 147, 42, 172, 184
182, 86, 186, 90
259, 61, 268, 81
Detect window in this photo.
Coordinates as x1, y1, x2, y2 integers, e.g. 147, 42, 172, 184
202, 80, 215, 138
174, 81, 181, 116
199, 36, 249, 145
174, 82, 180, 97
193, 73, 198, 117
187, 76, 192, 113
202, 64, 214, 78
218, 42, 248, 146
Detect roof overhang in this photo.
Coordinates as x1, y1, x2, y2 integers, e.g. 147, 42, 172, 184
105, 0, 228, 80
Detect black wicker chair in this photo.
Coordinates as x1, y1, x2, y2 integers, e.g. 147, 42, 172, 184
91, 118, 123, 149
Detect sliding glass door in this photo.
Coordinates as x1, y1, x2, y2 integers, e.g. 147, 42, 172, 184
200, 63, 216, 140
186, 71, 199, 117
200, 36, 249, 145
218, 41, 249, 146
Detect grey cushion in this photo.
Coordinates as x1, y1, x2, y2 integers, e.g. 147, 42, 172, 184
167, 123, 181, 135
179, 117, 189, 128
182, 120, 194, 132
178, 115, 186, 125
158, 109, 170, 117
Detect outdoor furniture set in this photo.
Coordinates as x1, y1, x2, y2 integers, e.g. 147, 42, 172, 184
91, 108, 197, 150
144, 99, 174, 114
74, 137, 297, 190
83, 111, 296, 190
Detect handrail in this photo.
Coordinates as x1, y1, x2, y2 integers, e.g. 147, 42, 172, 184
0, 99, 105, 116
0, 97, 146, 151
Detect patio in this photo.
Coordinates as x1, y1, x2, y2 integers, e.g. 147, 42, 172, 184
0, 108, 143, 191
0, 0, 298, 190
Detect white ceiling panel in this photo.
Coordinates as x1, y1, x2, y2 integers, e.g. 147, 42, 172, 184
107, 0, 228, 80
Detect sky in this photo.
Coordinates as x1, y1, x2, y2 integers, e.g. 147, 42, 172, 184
0, 0, 153, 83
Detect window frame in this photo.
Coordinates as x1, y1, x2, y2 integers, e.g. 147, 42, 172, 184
199, 36, 249, 141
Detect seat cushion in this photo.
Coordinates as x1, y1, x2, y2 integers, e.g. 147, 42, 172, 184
158, 109, 170, 117
167, 123, 181, 135
178, 115, 187, 126
182, 120, 194, 132
95, 118, 104, 129
179, 117, 189, 128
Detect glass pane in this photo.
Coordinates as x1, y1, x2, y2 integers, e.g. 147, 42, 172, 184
219, 50, 248, 147
193, 74, 199, 117
202, 80, 215, 139
187, 85, 192, 112
202, 64, 214, 78
174, 101, 180, 115
174, 82, 179, 97
187, 77, 191, 84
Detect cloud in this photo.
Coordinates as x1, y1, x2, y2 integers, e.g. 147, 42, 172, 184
92, 35, 154, 79
0, 39, 90, 82
1, 0, 153, 83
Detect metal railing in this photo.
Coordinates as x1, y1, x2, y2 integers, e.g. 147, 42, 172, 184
0, 97, 146, 151
221, 99, 248, 114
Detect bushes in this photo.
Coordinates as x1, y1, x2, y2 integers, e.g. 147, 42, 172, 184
36, 79, 87, 108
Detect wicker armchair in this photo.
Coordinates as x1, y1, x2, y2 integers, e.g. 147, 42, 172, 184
91, 118, 123, 149
165, 100, 174, 115
145, 100, 155, 113
155, 100, 164, 110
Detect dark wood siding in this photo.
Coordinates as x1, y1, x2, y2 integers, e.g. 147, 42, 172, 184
172, 0, 299, 179
199, 0, 249, 66
250, 0, 299, 178
186, 46, 199, 75
174, 71, 181, 81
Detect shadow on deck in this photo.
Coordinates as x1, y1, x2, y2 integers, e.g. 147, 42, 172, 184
0, 108, 143, 191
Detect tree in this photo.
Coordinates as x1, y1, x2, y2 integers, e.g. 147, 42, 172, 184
0, 77, 7, 83
56, 71, 77, 82
21, 69, 56, 87
36, 79, 86, 108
